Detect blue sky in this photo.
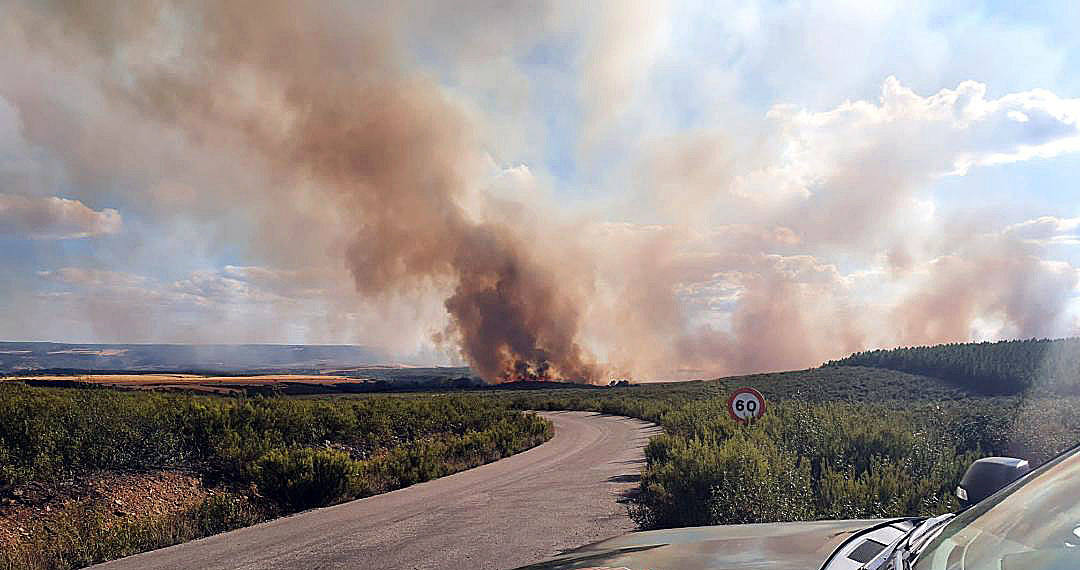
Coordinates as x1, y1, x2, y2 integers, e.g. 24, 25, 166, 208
1, 1, 1080, 378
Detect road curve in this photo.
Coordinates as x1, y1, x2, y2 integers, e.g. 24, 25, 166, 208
93, 411, 659, 570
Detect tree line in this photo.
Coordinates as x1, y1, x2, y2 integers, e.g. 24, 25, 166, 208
826, 338, 1080, 395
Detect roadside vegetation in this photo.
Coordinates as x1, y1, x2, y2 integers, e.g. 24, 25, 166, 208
0, 384, 551, 569
6, 338, 1080, 566
496, 359, 1080, 530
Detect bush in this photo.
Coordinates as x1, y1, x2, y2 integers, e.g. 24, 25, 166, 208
0, 384, 551, 491
0, 384, 556, 569
633, 432, 814, 528
252, 448, 354, 510
497, 381, 1080, 531
632, 398, 1080, 529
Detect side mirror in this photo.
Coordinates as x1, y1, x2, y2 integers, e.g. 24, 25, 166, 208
1065, 525, 1080, 549
957, 457, 1031, 508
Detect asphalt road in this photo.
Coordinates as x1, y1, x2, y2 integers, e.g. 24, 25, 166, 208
93, 411, 659, 570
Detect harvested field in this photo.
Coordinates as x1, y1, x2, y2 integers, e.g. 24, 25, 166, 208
0, 374, 377, 394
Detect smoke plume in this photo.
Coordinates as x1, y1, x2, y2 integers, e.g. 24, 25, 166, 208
3, 1, 601, 381
2, 2, 1079, 382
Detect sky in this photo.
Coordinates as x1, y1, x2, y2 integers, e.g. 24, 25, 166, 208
1, 1, 1080, 381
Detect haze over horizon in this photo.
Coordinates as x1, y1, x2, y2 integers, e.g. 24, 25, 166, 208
3, 1, 1080, 381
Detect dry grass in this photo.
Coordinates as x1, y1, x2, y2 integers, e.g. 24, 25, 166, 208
0, 471, 211, 549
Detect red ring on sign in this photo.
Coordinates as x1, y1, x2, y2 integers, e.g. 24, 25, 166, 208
727, 387, 766, 424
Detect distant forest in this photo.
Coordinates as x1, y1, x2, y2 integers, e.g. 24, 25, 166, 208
826, 338, 1080, 395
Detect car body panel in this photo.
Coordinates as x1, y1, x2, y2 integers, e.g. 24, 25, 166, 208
516, 519, 895, 570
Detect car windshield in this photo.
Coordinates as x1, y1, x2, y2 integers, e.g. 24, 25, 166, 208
912, 448, 1080, 570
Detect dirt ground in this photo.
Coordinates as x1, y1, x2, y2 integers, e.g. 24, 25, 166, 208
0, 470, 211, 549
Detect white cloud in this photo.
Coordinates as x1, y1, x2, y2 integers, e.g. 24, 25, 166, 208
37, 264, 352, 311
0, 193, 121, 239
765, 77, 1080, 186
37, 267, 146, 288
171, 270, 279, 305
1004, 216, 1080, 245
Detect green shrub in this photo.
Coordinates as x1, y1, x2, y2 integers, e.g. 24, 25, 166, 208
0, 384, 555, 568
0, 384, 551, 489
252, 448, 354, 510
706, 434, 814, 525
633, 432, 814, 528
496, 380, 1080, 531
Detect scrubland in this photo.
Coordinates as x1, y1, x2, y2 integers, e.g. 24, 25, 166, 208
498, 365, 1080, 530
6, 341, 1080, 568
0, 385, 550, 569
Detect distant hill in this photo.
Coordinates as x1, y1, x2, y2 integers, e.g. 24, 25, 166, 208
826, 338, 1080, 395
714, 365, 973, 402
0, 342, 388, 375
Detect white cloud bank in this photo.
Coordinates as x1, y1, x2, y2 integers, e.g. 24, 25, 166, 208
0, 193, 121, 239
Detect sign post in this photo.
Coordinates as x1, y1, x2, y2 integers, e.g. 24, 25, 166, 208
727, 387, 766, 424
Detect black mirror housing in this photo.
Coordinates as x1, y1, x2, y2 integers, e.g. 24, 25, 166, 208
957, 457, 1031, 508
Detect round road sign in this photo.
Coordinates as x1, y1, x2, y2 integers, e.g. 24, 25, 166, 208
727, 387, 766, 424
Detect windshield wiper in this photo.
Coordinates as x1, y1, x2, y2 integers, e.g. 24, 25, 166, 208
862, 514, 954, 570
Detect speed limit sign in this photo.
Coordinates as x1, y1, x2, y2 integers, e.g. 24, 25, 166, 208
727, 387, 766, 424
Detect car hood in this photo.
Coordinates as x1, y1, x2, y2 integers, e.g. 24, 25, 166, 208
515, 519, 890, 570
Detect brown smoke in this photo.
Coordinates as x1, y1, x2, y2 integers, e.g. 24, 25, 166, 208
201, 2, 601, 382
3, 2, 1078, 382
444, 225, 599, 382
894, 235, 1079, 345
3, 1, 601, 382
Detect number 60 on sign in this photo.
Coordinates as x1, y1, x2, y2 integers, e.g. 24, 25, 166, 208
727, 387, 766, 424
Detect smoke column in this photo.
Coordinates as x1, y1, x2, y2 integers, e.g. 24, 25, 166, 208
110, 2, 605, 382
10, 1, 603, 382
2, 2, 1078, 382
